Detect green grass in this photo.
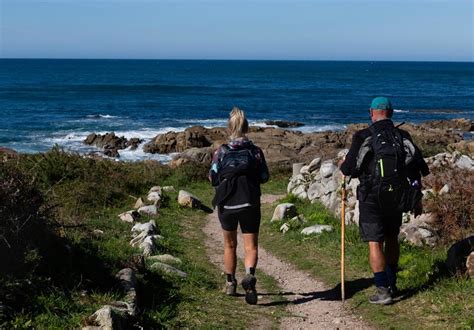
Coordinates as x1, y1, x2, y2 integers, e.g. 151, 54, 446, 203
1, 152, 287, 328
259, 193, 474, 329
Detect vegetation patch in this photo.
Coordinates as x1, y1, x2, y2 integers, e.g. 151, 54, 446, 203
259, 193, 474, 328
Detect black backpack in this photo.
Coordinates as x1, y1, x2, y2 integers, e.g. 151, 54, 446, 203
369, 125, 421, 213
212, 145, 260, 208
218, 145, 257, 179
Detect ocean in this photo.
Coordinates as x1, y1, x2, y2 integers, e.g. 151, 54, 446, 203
1, 59, 473, 161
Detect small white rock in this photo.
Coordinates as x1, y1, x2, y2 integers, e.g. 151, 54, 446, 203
301, 224, 334, 235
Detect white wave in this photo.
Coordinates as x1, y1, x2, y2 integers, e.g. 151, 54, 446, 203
296, 124, 347, 133
85, 114, 120, 119
250, 120, 346, 133
175, 118, 228, 128
394, 109, 410, 113
119, 143, 175, 163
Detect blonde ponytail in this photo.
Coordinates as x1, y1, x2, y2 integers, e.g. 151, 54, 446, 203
228, 107, 249, 139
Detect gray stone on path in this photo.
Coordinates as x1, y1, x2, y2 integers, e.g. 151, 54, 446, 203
301, 224, 334, 235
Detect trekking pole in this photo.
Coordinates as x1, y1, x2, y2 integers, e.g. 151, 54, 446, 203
340, 175, 346, 303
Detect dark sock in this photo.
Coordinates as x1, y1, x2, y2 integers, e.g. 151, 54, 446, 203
374, 271, 389, 288
386, 264, 398, 288
245, 267, 255, 276
226, 273, 235, 282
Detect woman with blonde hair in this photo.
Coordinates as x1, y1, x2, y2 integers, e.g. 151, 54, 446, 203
209, 107, 269, 305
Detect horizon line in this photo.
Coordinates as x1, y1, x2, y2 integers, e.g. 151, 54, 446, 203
1, 57, 473, 63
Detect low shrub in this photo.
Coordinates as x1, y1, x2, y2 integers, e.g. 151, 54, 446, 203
424, 168, 474, 244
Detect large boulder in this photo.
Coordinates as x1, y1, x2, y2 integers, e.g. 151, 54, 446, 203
173, 147, 214, 165
84, 132, 143, 158
144, 126, 226, 154
264, 120, 304, 128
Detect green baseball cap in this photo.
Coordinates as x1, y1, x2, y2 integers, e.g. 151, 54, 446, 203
370, 97, 393, 111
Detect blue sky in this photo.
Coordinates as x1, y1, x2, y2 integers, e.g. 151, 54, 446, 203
0, 0, 472, 61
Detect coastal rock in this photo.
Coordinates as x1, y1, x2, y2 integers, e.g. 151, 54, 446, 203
84, 132, 143, 158
448, 140, 474, 156
264, 120, 304, 128
144, 126, 225, 154
0, 147, 18, 160
175, 147, 213, 165
455, 155, 474, 170
271, 203, 298, 222
177, 190, 202, 208
301, 224, 334, 235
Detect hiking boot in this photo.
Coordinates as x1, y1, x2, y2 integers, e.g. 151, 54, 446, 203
224, 280, 237, 296
241, 274, 257, 305
369, 287, 393, 305
389, 285, 399, 298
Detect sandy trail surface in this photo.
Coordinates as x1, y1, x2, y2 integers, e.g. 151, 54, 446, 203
203, 194, 371, 329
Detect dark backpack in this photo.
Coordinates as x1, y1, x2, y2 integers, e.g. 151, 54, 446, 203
212, 145, 260, 208
369, 125, 421, 213
218, 145, 257, 179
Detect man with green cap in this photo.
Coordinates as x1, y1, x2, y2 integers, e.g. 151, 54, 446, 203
340, 97, 429, 304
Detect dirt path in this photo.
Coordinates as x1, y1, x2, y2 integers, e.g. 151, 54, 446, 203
203, 194, 370, 329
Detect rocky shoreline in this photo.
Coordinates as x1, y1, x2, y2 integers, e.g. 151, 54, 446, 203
82, 118, 472, 167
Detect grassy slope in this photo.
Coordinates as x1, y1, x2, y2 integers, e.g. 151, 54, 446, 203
2, 152, 286, 328
3, 152, 472, 328
258, 191, 474, 329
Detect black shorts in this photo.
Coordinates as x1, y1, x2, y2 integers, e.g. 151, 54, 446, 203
358, 195, 402, 242
218, 206, 261, 234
